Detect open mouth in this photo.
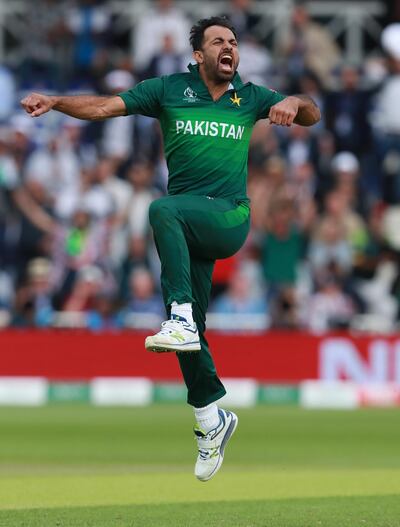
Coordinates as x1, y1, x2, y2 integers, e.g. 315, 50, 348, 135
219, 53, 234, 73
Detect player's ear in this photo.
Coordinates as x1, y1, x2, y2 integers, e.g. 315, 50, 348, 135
193, 50, 203, 65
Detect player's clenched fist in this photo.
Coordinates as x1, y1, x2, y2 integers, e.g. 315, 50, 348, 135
268, 96, 300, 127
20, 93, 55, 117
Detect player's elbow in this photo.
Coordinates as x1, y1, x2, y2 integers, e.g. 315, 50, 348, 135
91, 104, 110, 121
295, 106, 321, 127
95, 97, 126, 120
311, 106, 321, 125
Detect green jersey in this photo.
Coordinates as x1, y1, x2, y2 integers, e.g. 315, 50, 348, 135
119, 63, 285, 200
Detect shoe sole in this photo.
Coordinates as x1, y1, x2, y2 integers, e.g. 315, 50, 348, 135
145, 337, 201, 353
197, 411, 238, 482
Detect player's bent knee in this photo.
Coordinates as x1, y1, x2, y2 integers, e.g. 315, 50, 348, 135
149, 199, 168, 224
149, 198, 178, 227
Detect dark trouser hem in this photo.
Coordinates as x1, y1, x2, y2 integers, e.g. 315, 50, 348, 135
166, 294, 195, 306
187, 388, 227, 408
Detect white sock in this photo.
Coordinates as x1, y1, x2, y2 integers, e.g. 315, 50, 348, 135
171, 301, 194, 325
194, 402, 219, 433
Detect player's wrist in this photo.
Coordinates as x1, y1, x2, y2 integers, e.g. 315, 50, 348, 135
286, 95, 300, 111
50, 95, 61, 110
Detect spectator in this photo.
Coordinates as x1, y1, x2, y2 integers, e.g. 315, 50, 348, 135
287, 162, 317, 232
222, 0, 261, 40
65, 0, 111, 87
56, 164, 115, 221
86, 293, 123, 331
248, 155, 286, 231
9, 114, 36, 172
283, 123, 315, 168
305, 276, 355, 333
330, 151, 364, 212
230, 34, 271, 86
352, 204, 398, 327
62, 264, 107, 313
96, 156, 132, 269
121, 267, 164, 330
323, 189, 368, 254
211, 269, 267, 316
0, 65, 16, 121
326, 64, 379, 199
374, 23, 400, 203
0, 131, 28, 282
18, 0, 67, 89
261, 197, 306, 327
100, 68, 136, 163
146, 34, 186, 78
125, 267, 164, 316
248, 121, 281, 172
24, 134, 81, 210
312, 130, 336, 203
133, 0, 190, 73
325, 64, 373, 156
308, 216, 353, 283
278, 3, 341, 90
50, 208, 112, 308
126, 161, 160, 265
12, 258, 54, 328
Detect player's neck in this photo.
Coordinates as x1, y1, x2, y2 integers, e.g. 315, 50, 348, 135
199, 70, 230, 102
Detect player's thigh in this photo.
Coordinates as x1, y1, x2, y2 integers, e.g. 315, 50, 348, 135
180, 196, 250, 259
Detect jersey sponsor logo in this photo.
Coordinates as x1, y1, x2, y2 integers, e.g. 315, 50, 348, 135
183, 87, 198, 102
175, 120, 245, 140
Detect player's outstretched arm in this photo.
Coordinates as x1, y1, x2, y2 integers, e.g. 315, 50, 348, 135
269, 95, 320, 127
20, 93, 126, 120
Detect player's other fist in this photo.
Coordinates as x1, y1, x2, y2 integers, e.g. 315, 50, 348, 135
268, 96, 299, 127
20, 93, 55, 117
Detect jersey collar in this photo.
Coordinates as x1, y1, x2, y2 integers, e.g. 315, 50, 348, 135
187, 63, 244, 97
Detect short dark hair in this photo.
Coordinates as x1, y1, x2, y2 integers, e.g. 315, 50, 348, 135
189, 16, 237, 51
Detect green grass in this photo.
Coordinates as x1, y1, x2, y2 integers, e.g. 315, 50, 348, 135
0, 405, 399, 526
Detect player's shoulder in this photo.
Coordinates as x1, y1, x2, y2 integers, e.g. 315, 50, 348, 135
245, 81, 281, 96
158, 72, 194, 100
136, 73, 189, 97
162, 71, 192, 86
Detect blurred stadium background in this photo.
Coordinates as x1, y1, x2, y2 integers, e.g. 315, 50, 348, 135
1, 1, 400, 525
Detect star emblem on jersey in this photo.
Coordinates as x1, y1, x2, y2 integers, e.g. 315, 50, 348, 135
230, 93, 241, 107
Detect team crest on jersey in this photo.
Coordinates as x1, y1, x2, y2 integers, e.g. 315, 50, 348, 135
183, 87, 198, 103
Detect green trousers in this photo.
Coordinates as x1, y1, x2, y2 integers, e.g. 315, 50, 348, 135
149, 194, 250, 407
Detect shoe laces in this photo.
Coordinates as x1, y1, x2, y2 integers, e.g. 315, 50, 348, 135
198, 447, 219, 460
159, 319, 184, 335
159, 319, 194, 335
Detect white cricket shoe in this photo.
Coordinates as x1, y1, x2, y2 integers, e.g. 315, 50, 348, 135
194, 408, 238, 482
145, 317, 200, 353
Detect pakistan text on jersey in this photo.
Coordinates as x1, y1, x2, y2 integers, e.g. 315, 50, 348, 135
175, 120, 245, 140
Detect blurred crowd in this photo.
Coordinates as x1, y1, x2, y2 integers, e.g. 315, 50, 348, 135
1, 0, 400, 333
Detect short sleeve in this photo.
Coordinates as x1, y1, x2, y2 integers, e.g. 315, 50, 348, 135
254, 85, 286, 121
118, 77, 164, 118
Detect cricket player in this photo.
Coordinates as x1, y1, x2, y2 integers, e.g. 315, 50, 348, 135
21, 16, 320, 482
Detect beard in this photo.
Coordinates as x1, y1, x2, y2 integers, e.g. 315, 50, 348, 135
202, 54, 237, 83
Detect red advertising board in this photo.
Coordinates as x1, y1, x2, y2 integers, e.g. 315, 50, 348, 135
0, 330, 400, 383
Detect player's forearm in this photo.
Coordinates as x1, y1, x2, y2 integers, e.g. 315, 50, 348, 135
21, 91, 127, 119
291, 95, 321, 126
13, 188, 55, 233
51, 95, 117, 121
